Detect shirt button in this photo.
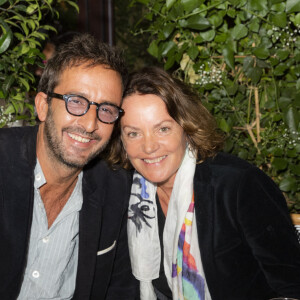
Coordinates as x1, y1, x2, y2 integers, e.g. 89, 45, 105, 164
42, 236, 49, 243
35, 174, 42, 181
32, 271, 40, 278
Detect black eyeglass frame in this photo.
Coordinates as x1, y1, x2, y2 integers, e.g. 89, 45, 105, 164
47, 92, 124, 124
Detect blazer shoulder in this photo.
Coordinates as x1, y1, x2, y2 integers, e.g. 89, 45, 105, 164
197, 152, 255, 179
0, 126, 37, 168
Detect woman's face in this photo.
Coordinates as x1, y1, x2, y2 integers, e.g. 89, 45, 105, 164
121, 93, 186, 188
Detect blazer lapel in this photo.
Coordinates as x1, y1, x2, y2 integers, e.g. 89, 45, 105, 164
73, 167, 105, 299
194, 160, 220, 299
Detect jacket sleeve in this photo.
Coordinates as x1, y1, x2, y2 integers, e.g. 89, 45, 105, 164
237, 167, 300, 298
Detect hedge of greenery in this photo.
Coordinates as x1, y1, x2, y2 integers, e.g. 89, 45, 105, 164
130, 0, 300, 212
0, 0, 78, 127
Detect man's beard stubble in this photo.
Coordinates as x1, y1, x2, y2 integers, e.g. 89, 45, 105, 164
44, 106, 109, 169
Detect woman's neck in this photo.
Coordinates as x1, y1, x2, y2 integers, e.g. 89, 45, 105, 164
157, 184, 173, 216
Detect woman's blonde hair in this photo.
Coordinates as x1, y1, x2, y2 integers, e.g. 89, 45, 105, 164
105, 67, 224, 169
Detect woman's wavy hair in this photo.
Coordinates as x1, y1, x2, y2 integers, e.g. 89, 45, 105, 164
105, 67, 224, 169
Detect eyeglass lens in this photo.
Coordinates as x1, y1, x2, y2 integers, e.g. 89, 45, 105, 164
67, 96, 120, 123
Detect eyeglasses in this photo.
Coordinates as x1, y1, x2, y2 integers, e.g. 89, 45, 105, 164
48, 92, 124, 124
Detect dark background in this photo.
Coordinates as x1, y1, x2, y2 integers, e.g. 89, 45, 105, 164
56, 0, 156, 70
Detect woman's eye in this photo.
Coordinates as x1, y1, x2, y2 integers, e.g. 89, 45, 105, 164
160, 127, 170, 133
128, 132, 138, 138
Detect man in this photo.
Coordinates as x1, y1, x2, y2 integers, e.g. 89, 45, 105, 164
0, 33, 138, 299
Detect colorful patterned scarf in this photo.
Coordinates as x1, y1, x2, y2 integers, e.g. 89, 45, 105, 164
127, 148, 209, 299
174, 195, 205, 299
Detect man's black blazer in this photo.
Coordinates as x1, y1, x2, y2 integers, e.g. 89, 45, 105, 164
0, 126, 138, 299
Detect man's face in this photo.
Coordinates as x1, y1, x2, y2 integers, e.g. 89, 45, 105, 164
42, 64, 123, 169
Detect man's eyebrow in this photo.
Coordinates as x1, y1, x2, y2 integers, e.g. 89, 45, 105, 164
64, 92, 119, 105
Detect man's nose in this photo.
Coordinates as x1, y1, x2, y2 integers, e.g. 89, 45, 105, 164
77, 106, 99, 133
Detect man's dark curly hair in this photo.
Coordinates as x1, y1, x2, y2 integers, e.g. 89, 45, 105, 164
38, 33, 128, 98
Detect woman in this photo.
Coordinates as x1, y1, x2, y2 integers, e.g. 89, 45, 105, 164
106, 67, 300, 300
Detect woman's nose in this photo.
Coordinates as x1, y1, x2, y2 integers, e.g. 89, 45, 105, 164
142, 134, 159, 154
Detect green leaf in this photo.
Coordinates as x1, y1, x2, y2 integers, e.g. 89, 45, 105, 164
21, 22, 29, 36
247, 0, 268, 11
164, 54, 175, 70
214, 33, 227, 43
286, 0, 300, 13
269, 56, 280, 66
283, 106, 300, 133
253, 47, 270, 59
166, 0, 176, 10
2, 75, 15, 93
12, 93, 24, 101
147, 40, 158, 58
271, 3, 286, 12
246, 66, 262, 84
276, 49, 290, 61
179, 15, 211, 31
64, 0, 79, 12
161, 41, 175, 56
287, 148, 298, 158
225, 83, 238, 96
0, 18, 13, 54
270, 147, 284, 156
272, 157, 288, 170
243, 56, 254, 71
238, 149, 248, 160
162, 23, 175, 38
294, 13, 300, 25
274, 63, 289, 76
187, 45, 199, 60
228, 0, 240, 5
270, 0, 283, 4
20, 43, 30, 54
18, 77, 30, 91
4, 104, 15, 115
279, 177, 297, 192
200, 29, 215, 41
248, 19, 260, 32
222, 46, 235, 70
271, 12, 287, 28
297, 78, 300, 90
26, 4, 38, 14
209, 14, 223, 28
219, 118, 231, 133
0, 0, 8, 5
227, 9, 236, 18
290, 164, 300, 176
181, 0, 198, 13
231, 24, 248, 40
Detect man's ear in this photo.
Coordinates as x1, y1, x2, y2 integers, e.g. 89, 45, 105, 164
35, 92, 48, 122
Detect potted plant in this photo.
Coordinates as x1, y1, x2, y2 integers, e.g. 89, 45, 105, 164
126, 0, 300, 223
0, 0, 78, 128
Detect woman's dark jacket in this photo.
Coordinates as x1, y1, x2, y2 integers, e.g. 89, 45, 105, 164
194, 152, 300, 299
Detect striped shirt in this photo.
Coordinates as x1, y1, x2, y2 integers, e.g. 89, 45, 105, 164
17, 160, 83, 299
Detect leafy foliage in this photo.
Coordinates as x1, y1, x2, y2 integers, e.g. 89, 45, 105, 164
130, 0, 300, 212
0, 0, 78, 127
114, 0, 157, 70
